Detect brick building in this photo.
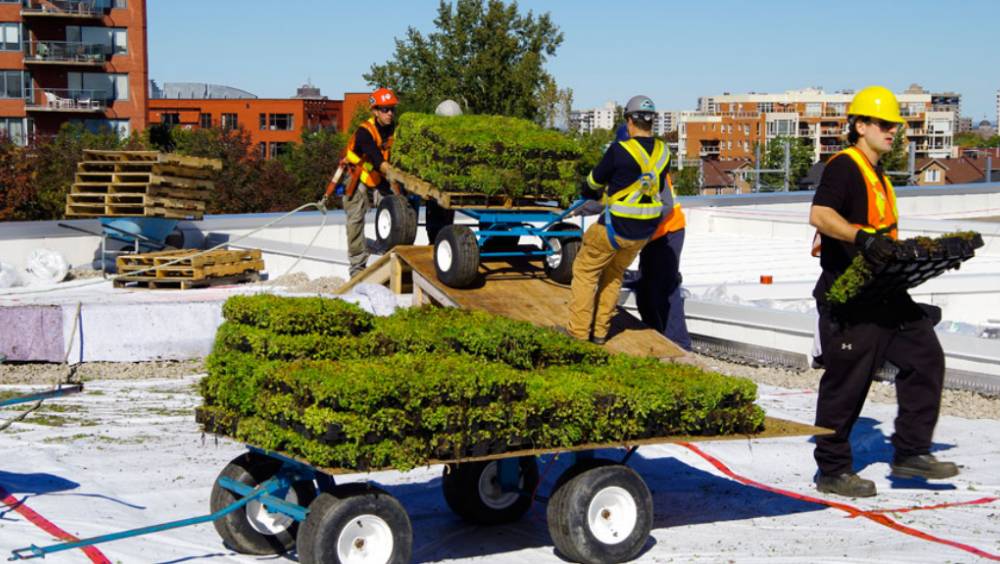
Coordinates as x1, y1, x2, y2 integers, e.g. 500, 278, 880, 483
0, 0, 148, 144
679, 86, 955, 165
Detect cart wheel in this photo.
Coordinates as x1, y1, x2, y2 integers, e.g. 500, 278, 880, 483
375, 194, 417, 250
547, 464, 652, 564
297, 484, 412, 564
210, 452, 317, 555
442, 457, 539, 525
543, 222, 581, 285
434, 225, 480, 288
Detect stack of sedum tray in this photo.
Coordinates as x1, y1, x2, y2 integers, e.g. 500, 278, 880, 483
64, 150, 222, 220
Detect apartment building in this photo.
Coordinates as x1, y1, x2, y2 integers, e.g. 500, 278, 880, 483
679, 87, 955, 164
0, 0, 147, 145
569, 101, 679, 137
148, 84, 352, 159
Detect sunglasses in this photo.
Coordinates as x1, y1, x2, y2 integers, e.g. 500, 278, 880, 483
375, 106, 396, 114
866, 118, 899, 132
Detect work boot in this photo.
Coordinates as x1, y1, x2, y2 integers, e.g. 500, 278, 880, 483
890, 454, 959, 480
815, 472, 877, 497
590, 335, 607, 345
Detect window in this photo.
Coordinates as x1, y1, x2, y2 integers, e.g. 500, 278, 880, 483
259, 113, 266, 131
269, 142, 290, 158
161, 113, 180, 126
269, 113, 293, 130
66, 26, 127, 56
258, 142, 267, 159
0, 24, 19, 51
924, 169, 941, 183
94, 0, 128, 9
67, 72, 128, 101
0, 71, 30, 100
805, 103, 821, 116
0, 117, 29, 146
199, 113, 212, 128
759, 102, 773, 113
221, 113, 238, 130
77, 118, 129, 137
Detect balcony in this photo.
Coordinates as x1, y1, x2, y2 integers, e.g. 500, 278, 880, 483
907, 128, 926, 136
20, 0, 104, 19
24, 41, 108, 66
819, 144, 842, 153
25, 88, 107, 113
820, 127, 844, 136
699, 145, 721, 156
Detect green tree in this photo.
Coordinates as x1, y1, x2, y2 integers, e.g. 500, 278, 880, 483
881, 128, 911, 184
365, 0, 564, 121
170, 127, 265, 214
280, 128, 347, 205
759, 136, 814, 190
535, 75, 573, 129
0, 138, 34, 220
672, 164, 700, 196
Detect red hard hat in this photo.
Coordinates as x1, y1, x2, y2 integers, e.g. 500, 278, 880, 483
370, 88, 398, 107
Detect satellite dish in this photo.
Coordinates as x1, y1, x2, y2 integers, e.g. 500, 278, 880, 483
435, 99, 462, 117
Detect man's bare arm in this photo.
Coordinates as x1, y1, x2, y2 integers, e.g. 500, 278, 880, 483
810, 205, 859, 244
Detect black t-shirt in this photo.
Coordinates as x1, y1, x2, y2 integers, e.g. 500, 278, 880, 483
588, 137, 671, 241
812, 153, 917, 319
352, 120, 396, 170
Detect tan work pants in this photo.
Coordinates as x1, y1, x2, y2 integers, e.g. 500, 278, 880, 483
343, 186, 369, 278
568, 223, 647, 340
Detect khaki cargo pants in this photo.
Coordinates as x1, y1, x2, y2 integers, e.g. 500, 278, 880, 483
344, 186, 370, 278
568, 223, 647, 340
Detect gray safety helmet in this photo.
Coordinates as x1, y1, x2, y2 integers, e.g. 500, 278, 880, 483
435, 99, 462, 117
624, 95, 656, 120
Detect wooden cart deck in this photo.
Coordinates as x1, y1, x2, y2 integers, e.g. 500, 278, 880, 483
247, 416, 829, 476
385, 164, 564, 211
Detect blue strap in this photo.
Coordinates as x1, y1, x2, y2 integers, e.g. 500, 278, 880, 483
603, 205, 620, 250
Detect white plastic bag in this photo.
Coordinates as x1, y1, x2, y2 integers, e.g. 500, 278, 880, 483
350, 283, 399, 316
0, 261, 20, 288
25, 249, 70, 284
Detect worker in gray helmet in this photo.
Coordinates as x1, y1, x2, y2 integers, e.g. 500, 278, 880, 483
565, 95, 671, 344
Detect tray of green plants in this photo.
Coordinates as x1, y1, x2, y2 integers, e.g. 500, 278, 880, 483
197, 294, 766, 471
390, 113, 586, 206
827, 231, 984, 306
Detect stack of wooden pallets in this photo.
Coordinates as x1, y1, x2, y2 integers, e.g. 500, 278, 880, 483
65, 150, 222, 220
114, 248, 264, 289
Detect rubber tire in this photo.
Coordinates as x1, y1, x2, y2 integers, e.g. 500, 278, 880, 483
543, 222, 582, 285
547, 464, 652, 564
442, 457, 539, 525
210, 452, 317, 555
434, 224, 480, 288
375, 194, 417, 250
297, 484, 413, 564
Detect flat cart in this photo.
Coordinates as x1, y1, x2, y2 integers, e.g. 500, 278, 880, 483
10, 418, 826, 564
379, 165, 585, 288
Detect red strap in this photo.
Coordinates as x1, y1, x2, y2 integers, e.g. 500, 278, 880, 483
678, 442, 1000, 561
0, 484, 112, 563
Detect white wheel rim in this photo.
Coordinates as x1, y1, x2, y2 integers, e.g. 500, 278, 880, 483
478, 461, 521, 510
436, 240, 454, 272
245, 488, 298, 536
586, 486, 638, 545
377, 208, 392, 240
336, 514, 394, 564
546, 238, 563, 269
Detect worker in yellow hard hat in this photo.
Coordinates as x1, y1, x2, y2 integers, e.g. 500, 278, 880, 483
808, 86, 958, 498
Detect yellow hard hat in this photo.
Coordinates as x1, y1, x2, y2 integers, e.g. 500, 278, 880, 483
847, 85, 905, 123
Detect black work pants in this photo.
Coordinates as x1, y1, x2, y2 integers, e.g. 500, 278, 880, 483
813, 305, 945, 476
636, 229, 692, 351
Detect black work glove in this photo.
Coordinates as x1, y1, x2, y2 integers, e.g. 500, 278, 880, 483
854, 230, 896, 270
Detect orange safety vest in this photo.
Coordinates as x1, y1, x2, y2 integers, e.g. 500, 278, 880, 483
811, 146, 898, 257
345, 117, 394, 193
650, 174, 686, 240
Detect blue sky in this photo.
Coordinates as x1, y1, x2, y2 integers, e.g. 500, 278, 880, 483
148, 0, 1000, 121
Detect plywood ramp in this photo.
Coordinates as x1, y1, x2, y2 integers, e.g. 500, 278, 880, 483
342, 245, 685, 360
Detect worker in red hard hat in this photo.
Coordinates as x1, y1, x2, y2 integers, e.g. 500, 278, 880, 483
336, 87, 399, 278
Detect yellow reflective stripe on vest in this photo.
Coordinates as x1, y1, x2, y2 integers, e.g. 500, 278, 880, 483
605, 139, 670, 220
842, 147, 898, 223
587, 171, 605, 190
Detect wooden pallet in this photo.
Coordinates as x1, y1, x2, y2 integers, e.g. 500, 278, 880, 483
385, 165, 559, 211
65, 151, 222, 219
117, 248, 262, 269
113, 272, 260, 290
115, 249, 263, 288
